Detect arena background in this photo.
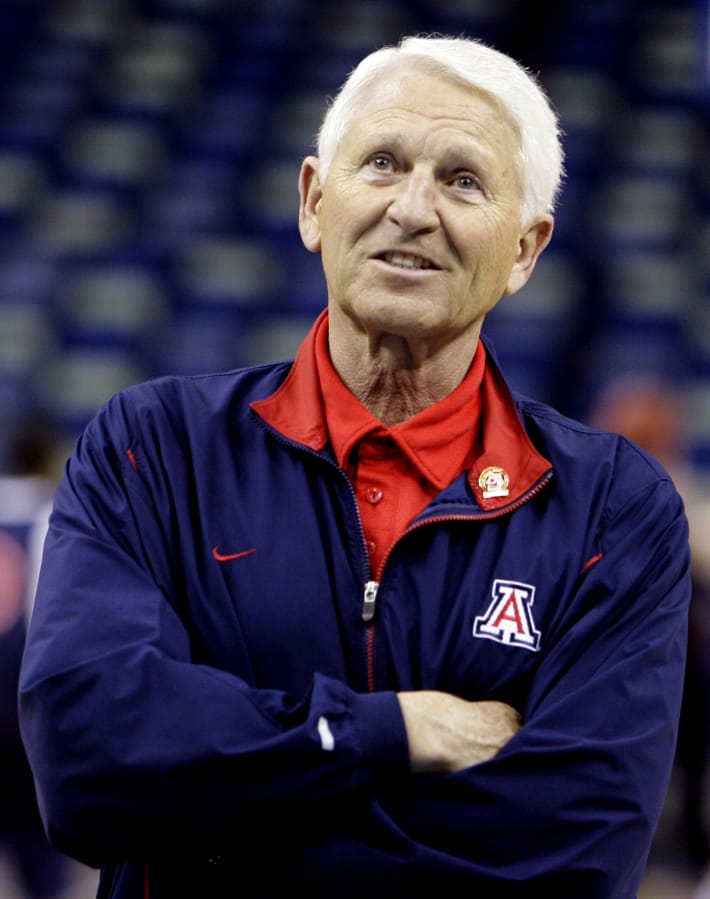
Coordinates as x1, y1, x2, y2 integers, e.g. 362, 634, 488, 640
0, 0, 707, 476
0, 1, 708, 897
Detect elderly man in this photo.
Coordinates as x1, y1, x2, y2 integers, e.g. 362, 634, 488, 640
19, 35, 690, 899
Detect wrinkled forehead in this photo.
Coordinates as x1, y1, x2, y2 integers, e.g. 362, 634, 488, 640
351, 57, 522, 146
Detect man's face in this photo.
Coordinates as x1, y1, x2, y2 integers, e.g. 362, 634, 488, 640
299, 67, 552, 353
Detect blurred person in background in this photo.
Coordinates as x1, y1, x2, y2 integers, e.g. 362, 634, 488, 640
18, 35, 691, 899
589, 376, 710, 881
0, 419, 71, 899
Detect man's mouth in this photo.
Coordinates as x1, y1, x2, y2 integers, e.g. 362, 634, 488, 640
379, 251, 438, 271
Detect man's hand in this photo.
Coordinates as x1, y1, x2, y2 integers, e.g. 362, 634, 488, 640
397, 691, 521, 774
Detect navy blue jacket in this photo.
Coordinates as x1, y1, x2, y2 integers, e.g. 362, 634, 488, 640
19, 326, 691, 899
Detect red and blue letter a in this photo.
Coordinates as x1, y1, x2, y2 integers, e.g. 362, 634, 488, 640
473, 579, 541, 652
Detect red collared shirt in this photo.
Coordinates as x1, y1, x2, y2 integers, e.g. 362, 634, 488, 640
314, 315, 485, 577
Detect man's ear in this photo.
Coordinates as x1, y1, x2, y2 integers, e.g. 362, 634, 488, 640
504, 215, 554, 296
298, 156, 323, 252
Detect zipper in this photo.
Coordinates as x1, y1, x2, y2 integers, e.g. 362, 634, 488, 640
362, 580, 379, 622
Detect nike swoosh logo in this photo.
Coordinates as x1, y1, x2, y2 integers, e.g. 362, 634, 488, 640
212, 546, 256, 563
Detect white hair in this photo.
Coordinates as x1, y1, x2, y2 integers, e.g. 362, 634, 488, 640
316, 35, 565, 225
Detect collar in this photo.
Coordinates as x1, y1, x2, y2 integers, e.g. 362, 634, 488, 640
316, 315, 485, 492
250, 309, 552, 511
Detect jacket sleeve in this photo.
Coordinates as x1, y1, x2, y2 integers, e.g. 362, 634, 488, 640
17, 398, 409, 867
277, 458, 690, 898
373, 468, 691, 898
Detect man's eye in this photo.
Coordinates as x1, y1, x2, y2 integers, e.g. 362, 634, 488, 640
370, 155, 392, 171
454, 173, 479, 190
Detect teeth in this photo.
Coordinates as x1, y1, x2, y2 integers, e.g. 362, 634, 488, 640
384, 252, 433, 270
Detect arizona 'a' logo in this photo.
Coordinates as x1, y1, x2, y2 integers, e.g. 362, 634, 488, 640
473, 580, 541, 652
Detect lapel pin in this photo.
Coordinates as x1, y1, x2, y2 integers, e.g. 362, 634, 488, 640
479, 466, 510, 499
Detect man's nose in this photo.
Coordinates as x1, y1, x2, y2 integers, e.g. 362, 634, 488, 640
386, 170, 439, 234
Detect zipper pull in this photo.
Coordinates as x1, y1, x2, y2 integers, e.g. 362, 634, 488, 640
362, 580, 379, 623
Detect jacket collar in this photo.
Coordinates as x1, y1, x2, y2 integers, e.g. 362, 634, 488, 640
250, 309, 552, 511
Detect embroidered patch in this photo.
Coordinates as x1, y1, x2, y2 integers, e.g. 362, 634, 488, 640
473, 579, 541, 652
